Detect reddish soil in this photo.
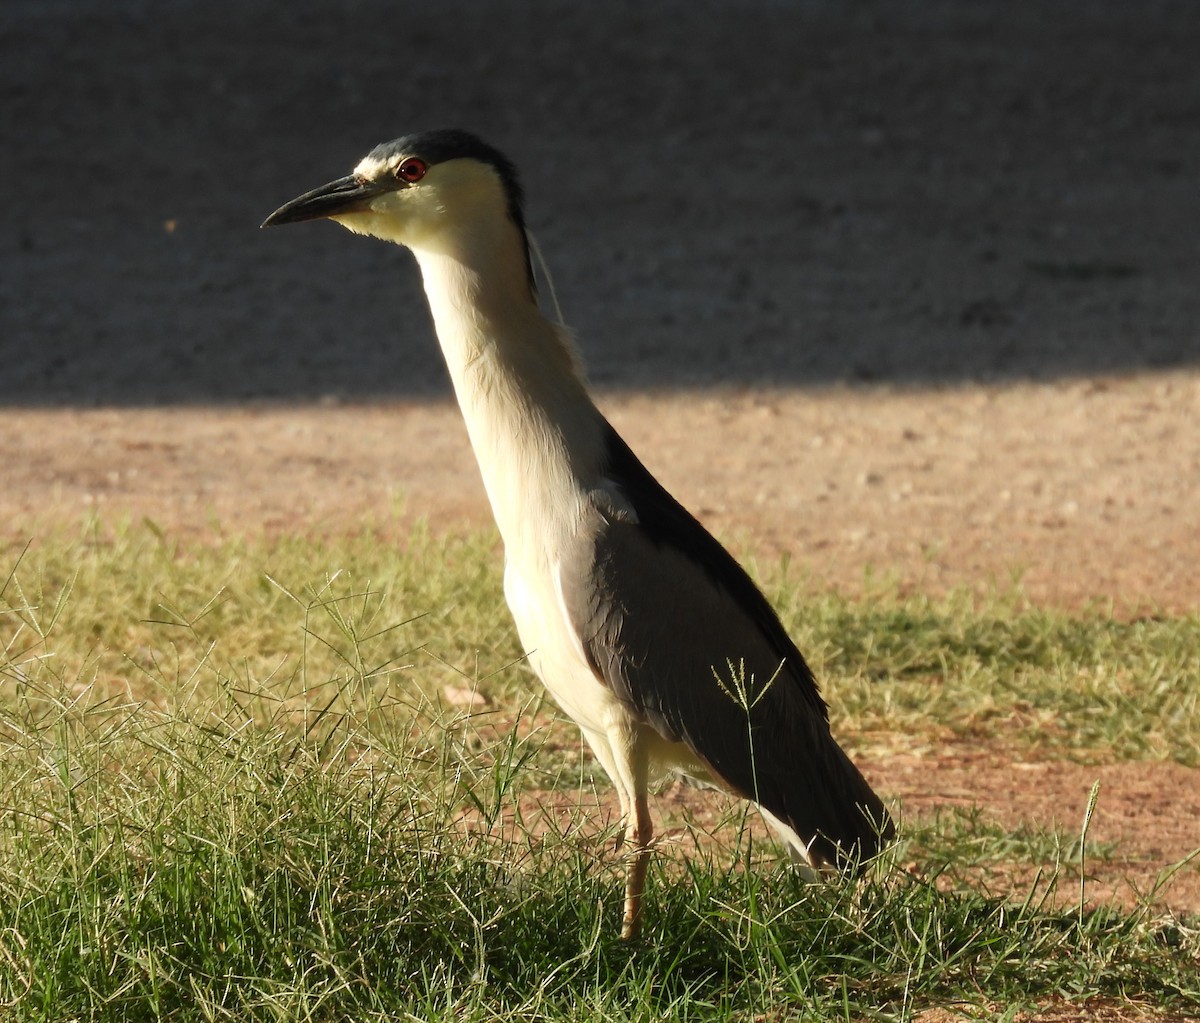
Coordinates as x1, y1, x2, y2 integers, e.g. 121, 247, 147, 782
3, 375, 1198, 611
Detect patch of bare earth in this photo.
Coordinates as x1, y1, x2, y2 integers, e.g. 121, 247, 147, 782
485, 741, 1200, 918
915, 999, 1199, 1023
4, 375, 1198, 610
2, 374, 1198, 922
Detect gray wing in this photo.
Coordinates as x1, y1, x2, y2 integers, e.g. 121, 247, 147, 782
559, 423, 892, 869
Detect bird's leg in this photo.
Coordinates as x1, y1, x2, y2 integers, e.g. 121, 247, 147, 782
620, 795, 653, 940
586, 722, 654, 939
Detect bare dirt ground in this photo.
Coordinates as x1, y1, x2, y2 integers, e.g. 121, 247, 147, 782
5, 375, 1198, 611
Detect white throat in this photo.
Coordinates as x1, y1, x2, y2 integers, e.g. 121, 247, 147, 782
409, 228, 604, 558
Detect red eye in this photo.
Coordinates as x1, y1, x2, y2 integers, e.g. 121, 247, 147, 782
395, 157, 427, 183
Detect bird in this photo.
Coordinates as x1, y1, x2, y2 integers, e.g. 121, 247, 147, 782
263, 129, 893, 939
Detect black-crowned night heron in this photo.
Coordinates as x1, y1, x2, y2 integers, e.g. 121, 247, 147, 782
264, 129, 893, 939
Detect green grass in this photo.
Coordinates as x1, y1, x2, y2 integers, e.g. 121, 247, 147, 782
1, 519, 1198, 1021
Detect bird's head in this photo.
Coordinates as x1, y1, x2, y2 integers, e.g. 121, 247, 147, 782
262, 129, 529, 263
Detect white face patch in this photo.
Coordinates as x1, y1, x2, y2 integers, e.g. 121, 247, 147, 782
365, 189, 410, 217
327, 155, 511, 252
352, 154, 393, 180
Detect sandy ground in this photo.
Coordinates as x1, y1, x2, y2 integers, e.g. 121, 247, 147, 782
3, 1, 1199, 1012
3, 374, 1198, 611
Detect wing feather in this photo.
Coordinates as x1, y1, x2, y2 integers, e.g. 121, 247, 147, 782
559, 423, 893, 867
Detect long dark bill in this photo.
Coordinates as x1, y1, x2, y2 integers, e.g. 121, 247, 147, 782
262, 175, 389, 228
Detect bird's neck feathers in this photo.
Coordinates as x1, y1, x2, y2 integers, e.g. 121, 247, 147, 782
411, 215, 586, 400
410, 219, 604, 553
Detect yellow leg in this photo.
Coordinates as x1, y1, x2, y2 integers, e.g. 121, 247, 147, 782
620, 798, 652, 940
580, 721, 654, 939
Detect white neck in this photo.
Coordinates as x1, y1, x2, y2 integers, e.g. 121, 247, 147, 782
410, 223, 604, 555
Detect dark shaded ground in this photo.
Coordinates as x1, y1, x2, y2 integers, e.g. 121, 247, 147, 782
3, 0, 1200, 403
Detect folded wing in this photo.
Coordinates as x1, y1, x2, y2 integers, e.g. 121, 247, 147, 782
558, 423, 893, 869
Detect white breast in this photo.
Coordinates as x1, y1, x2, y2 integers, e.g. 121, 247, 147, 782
503, 555, 623, 735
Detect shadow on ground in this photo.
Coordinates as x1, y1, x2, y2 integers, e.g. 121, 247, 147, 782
3, 0, 1198, 404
